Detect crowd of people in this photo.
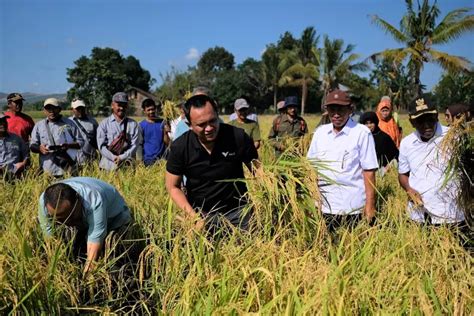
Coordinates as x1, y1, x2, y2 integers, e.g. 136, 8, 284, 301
1, 88, 472, 273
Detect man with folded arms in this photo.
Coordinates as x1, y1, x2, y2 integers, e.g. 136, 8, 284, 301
69, 99, 99, 163
0, 113, 29, 178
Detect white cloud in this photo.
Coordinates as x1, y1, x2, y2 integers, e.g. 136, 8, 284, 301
185, 48, 200, 60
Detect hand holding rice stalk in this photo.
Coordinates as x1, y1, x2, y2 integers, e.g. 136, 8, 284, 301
440, 115, 473, 227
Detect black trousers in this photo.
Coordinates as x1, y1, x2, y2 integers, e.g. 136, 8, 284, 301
322, 213, 362, 233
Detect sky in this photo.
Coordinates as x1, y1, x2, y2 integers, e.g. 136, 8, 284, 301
1, 0, 473, 95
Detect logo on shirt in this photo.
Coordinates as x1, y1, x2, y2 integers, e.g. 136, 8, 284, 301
222, 151, 236, 157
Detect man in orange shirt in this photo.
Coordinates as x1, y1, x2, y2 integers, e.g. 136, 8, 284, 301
5, 93, 35, 143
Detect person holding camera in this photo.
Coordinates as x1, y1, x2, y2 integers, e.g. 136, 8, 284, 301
30, 98, 84, 177
96, 92, 139, 171
69, 99, 99, 163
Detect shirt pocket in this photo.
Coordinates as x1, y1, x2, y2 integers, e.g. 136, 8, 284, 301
340, 148, 359, 172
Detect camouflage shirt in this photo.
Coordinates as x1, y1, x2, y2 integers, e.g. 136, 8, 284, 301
268, 114, 308, 139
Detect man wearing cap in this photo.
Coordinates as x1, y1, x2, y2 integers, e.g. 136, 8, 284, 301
69, 99, 99, 162
398, 98, 465, 226
268, 96, 308, 155
97, 92, 139, 171
165, 94, 259, 234
228, 98, 261, 149
30, 98, 84, 177
139, 98, 170, 166
307, 89, 378, 232
5, 93, 35, 143
0, 113, 30, 178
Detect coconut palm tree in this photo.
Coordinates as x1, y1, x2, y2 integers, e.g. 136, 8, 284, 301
262, 44, 282, 113
320, 36, 368, 106
279, 26, 320, 115
370, 0, 474, 96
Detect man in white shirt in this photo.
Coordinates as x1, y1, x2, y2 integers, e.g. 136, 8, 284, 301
307, 90, 378, 232
398, 98, 465, 226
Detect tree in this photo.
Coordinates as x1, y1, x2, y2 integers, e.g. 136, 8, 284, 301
433, 71, 474, 108
155, 66, 198, 101
67, 47, 154, 113
370, 0, 474, 96
320, 36, 368, 107
279, 26, 320, 114
369, 57, 416, 110
262, 45, 283, 112
197, 46, 235, 85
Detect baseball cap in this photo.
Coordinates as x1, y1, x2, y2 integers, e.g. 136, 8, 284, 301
234, 98, 250, 111
44, 98, 60, 107
0, 113, 11, 120
409, 97, 437, 120
71, 99, 86, 109
7, 93, 25, 102
323, 90, 351, 107
112, 92, 129, 103
285, 96, 298, 107
277, 100, 286, 110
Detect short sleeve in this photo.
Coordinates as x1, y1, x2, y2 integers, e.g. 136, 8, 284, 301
398, 141, 410, 174
252, 123, 261, 141
359, 131, 379, 170
38, 193, 53, 237
241, 131, 258, 163
166, 136, 186, 175
86, 196, 108, 243
306, 127, 321, 159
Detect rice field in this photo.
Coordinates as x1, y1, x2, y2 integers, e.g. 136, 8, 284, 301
1, 114, 472, 314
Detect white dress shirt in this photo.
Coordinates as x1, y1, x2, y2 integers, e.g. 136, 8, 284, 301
307, 118, 379, 215
398, 123, 464, 224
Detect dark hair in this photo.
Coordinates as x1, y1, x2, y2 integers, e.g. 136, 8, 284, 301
44, 183, 78, 210
447, 103, 470, 119
141, 98, 160, 110
184, 94, 218, 123
359, 111, 379, 126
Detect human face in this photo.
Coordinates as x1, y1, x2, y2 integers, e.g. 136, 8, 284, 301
286, 105, 297, 117
364, 120, 376, 133
410, 114, 438, 141
445, 109, 453, 125
189, 101, 220, 144
46, 199, 83, 227
8, 100, 23, 113
380, 107, 391, 120
144, 105, 157, 120
327, 104, 352, 131
236, 107, 248, 121
72, 106, 86, 119
112, 101, 128, 119
44, 105, 62, 121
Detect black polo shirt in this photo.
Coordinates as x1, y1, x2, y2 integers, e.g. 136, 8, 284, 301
166, 123, 258, 215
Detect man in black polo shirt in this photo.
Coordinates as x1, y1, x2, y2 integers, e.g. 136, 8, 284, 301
165, 94, 258, 233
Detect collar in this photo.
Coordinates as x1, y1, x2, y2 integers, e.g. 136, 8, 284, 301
326, 117, 356, 135
412, 122, 443, 144
110, 114, 126, 123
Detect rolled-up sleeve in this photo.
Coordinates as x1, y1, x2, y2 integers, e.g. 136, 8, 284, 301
38, 193, 53, 237
398, 142, 410, 174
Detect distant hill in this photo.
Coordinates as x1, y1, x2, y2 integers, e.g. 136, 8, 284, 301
0, 92, 67, 110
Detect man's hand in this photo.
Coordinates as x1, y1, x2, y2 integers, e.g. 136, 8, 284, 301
39, 144, 50, 155
364, 204, 376, 222
114, 156, 121, 164
407, 188, 423, 207
14, 161, 26, 173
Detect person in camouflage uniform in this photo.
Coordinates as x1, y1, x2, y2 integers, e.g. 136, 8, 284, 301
268, 96, 308, 155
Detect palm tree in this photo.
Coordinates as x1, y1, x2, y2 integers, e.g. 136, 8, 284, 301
370, 0, 474, 96
320, 36, 368, 106
262, 44, 282, 113
279, 26, 320, 115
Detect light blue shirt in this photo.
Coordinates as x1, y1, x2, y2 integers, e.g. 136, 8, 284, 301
69, 115, 99, 161
96, 115, 139, 170
38, 177, 132, 243
0, 132, 29, 173
30, 116, 84, 176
